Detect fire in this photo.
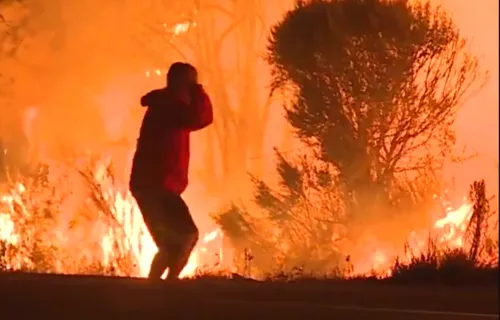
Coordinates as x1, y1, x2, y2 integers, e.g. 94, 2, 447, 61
164, 20, 196, 36
143, 18, 196, 79
0, 165, 488, 279
349, 199, 479, 277
0, 168, 225, 278
0, 213, 16, 244
97, 182, 225, 279
0, 14, 494, 280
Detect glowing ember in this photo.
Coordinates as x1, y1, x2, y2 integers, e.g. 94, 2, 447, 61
164, 20, 196, 36
143, 19, 196, 79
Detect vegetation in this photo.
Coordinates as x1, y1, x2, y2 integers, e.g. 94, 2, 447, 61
214, 0, 489, 277
0, 0, 497, 286
0, 159, 139, 276
388, 180, 498, 285
160, 0, 286, 197
0, 159, 497, 285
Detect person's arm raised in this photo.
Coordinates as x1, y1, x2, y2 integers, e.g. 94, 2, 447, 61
167, 85, 213, 131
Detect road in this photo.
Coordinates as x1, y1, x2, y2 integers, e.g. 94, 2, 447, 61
0, 272, 497, 319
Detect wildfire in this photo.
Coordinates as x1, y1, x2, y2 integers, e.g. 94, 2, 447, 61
144, 18, 196, 78
164, 19, 196, 36
0, 164, 487, 279
349, 200, 478, 277
0, 15, 494, 280
0, 17, 210, 277
0, 169, 225, 278
0, 102, 493, 277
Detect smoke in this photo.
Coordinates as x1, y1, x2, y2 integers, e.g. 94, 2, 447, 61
438, 0, 499, 201
0, 0, 191, 161
1, 0, 497, 202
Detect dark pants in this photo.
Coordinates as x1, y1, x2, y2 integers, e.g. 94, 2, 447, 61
132, 189, 199, 279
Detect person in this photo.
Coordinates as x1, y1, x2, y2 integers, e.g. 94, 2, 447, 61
129, 62, 213, 280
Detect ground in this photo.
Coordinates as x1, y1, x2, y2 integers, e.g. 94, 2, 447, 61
0, 272, 497, 319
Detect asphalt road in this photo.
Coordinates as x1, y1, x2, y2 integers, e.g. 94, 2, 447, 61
0, 272, 497, 319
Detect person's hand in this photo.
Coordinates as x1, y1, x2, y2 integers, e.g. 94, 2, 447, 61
189, 83, 203, 101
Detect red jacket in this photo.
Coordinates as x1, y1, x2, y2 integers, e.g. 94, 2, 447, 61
129, 85, 213, 195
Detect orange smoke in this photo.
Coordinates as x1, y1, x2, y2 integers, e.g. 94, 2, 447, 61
0, 0, 497, 279
0, 165, 494, 278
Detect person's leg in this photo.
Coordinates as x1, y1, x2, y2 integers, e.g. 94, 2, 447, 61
165, 230, 198, 280
148, 249, 169, 280
146, 220, 170, 280
132, 190, 171, 280
162, 193, 199, 280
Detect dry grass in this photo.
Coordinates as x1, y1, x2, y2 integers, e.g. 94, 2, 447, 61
0, 160, 138, 276
389, 247, 498, 285
386, 180, 498, 285
1, 157, 497, 286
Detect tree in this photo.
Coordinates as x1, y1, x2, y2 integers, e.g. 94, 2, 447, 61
266, 0, 484, 223
158, 0, 286, 199
213, 0, 486, 276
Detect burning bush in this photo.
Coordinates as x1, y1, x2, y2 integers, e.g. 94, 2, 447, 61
214, 152, 349, 277
0, 160, 139, 275
215, 164, 498, 280
211, 0, 496, 280
215, 142, 498, 278
389, 180, 498, 284
0, 155, 226, 278
0, 165, 62, 272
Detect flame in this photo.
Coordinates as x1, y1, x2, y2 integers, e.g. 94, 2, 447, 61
0, 101, 493, 278
0, 168, 488, 279
144, 19, 196, 79
0, 14, 494, 278
164, 20, 196, 36
98, 185, 225, 279
348, 199, 481, 277
0, 167, 225, 278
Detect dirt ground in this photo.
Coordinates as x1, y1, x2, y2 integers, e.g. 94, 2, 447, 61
0, 272, 497, 319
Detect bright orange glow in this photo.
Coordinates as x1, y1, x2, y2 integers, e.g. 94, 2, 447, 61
0, 174, 226, 278
348, 199, 476, 276
0, 174, 491, 277
0, 1, 497, 278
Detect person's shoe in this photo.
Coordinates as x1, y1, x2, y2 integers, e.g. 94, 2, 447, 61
164, 276, 181, 283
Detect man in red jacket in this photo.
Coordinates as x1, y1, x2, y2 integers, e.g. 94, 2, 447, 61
130, 62, 213, 280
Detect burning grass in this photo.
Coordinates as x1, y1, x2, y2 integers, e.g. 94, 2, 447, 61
386, 180, 499, 285
214, 162, 499, 281
0, 158, 226, 278
0, 157, 498, 284
260, 180, 499, 285
0, 162, 137, 275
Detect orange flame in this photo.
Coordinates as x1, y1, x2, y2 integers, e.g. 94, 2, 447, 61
0, 170, 488, 279
348, 199, 479, 277
0, 169, 224, 278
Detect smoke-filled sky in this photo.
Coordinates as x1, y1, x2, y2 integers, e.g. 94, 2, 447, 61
436, 0, 498, 195
0, 0, 498, 198
265, 0, 500, 197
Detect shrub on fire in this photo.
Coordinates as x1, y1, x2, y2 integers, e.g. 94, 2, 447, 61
213, 0, 490, 278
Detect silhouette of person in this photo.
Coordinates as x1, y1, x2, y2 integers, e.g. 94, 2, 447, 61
129, 62, 213, 280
